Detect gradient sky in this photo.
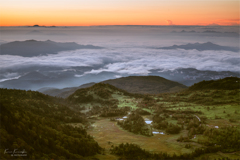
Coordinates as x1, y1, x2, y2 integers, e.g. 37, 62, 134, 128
0, 0, 239, 26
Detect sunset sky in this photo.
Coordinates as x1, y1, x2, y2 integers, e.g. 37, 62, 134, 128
0, 0, 239, 26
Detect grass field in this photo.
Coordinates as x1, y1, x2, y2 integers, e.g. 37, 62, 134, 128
73, 88, 240, 159
87, 118, 196, 155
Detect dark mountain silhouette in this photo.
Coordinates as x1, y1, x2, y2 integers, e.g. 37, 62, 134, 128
27, 25, 57, 28
188, 77, 240, 91
103, 76, 187, 94
0, 40, 103, 57
38, 82, 96, 98
149, 68, 240, 86
39, 76, 187, 97
157, 42, 239, 52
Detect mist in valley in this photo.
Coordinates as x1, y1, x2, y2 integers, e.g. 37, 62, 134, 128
0, 25, 239, 90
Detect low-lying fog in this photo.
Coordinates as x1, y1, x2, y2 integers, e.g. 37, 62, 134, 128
0, 25, 239, 90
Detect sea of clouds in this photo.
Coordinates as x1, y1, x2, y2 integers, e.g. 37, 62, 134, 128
0, 25, 239, 83
0, 47, 239, 78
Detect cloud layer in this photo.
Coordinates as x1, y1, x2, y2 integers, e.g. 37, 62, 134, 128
1, 47, 239, 78
0, 26, 239, 85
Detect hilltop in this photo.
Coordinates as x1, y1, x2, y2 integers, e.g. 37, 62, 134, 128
188, 77, 240, 91
66, 83, 136, 104
39, 76, 187, 97
103, 76, 187, 94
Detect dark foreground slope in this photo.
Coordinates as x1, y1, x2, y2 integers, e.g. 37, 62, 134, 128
188, 77, 240, 91
103, 76, 187, 94
0, 89, 102, 159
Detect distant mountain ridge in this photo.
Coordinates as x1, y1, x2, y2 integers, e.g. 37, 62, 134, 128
0, 40, 103, 57
157, 42, 239, 52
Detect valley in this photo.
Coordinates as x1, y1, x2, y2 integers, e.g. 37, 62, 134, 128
1, 77, 240, 159
73, 80, 240, 159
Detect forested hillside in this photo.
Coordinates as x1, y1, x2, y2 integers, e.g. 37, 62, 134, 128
188, 77, 240, 91
0, 89, 102, 159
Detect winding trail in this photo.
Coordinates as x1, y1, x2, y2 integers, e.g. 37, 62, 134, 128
194, 115, 201, 122
194, 115, 201, 126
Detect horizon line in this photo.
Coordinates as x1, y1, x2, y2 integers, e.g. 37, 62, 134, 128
0, 24, 239, 27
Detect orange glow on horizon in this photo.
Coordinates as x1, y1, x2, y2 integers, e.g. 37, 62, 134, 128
0, 1, 239, 26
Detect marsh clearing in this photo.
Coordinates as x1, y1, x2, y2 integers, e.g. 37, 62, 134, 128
87, 118, 201, 156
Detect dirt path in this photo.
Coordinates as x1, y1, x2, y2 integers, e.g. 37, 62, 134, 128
194, 115, 201, 121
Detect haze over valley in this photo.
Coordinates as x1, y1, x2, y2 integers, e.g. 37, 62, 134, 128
0, 26, 239, 90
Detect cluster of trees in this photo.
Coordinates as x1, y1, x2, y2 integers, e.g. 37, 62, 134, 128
152, 114, 168, 130
165, 123, 182, 134
67, 83, 114, 103
158, 88, 239, 106
152, 114, 166, 123
89, 83, 144, 99
177, 135, 191, 142
86, 105, 129, 117
186, 118, 200, 129
0, 89, 102, 159
117, 113, 152, 136
188, 77, 240, 91
173, 114, 194, 122
202, 126, 240, 152
110, 143, 226, 160
163, 108, 202, 115
178, 124, 240, 153
110, 143, 156, 160
136, 96, 156, 109
188, 126, 206, 138
67, 84, 123, 107
91, 84, 113, 99
152, 114, 182, 134
87, 105, 101, 115
67, 87, 95, 103
135, 108, 151, 115
100, 106, 128, 117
